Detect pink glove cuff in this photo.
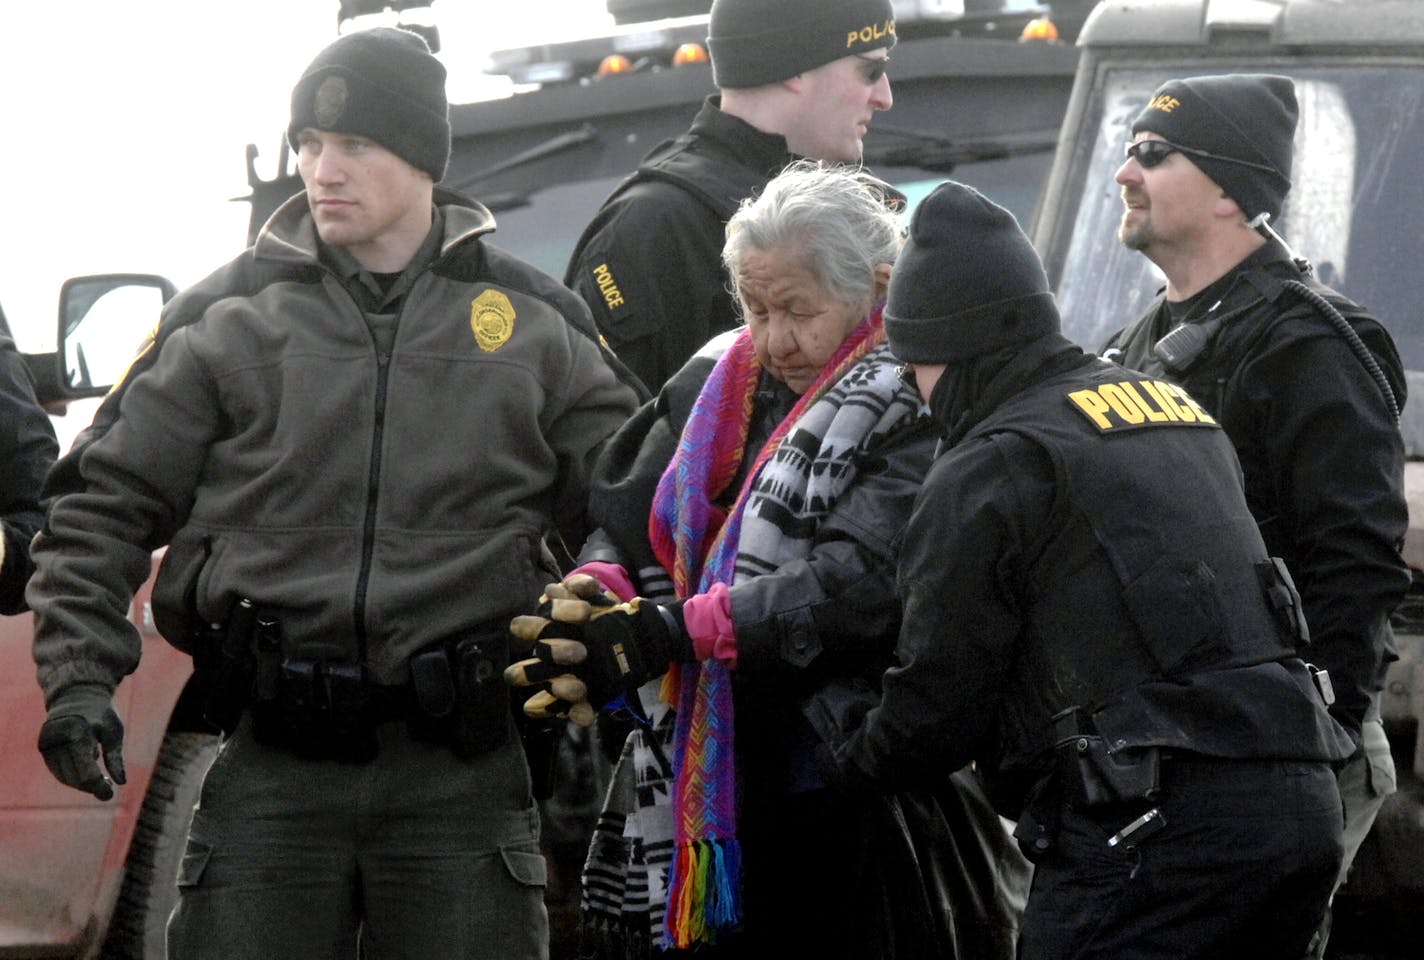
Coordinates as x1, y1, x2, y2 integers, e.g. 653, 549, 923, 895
683, 583, 738, 667
569, 561, 638, 602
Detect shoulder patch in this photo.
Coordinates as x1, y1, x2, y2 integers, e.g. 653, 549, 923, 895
589, 261, 635, 321
471, 289, 515, 352
1066, 379, 1218, 433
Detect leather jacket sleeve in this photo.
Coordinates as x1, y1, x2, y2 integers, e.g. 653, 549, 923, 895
730, 421, 935, 676
580, 351, 718, 579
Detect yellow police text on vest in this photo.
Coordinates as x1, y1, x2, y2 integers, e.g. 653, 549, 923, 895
1067, 379, 1217, 433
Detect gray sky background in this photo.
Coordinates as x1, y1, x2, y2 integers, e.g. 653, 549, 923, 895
0, 0, 616, 351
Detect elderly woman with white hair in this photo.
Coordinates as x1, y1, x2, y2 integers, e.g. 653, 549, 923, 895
509, 161, 1028, 958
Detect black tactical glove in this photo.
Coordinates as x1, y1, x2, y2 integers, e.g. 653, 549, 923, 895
38, 683, 126, 801
506, 575, 692, 721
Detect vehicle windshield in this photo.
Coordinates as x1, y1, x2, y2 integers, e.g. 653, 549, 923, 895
487, 152, 1055, 283
1047, 64, 1424, 456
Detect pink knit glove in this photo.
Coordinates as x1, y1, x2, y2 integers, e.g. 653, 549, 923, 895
682, 582, 738, 667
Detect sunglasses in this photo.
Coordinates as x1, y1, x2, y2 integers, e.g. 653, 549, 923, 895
1124, 139, 1278, 175
853, 52, 890, 84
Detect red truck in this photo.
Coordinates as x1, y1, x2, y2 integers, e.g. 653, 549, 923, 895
0, 578, 215, 958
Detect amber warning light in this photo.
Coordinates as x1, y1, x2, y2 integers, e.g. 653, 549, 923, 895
1020, 16, 1060, 41
672, 42, 709, 66
597, 54, 634, 76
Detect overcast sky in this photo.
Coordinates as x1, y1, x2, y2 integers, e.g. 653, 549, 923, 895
0, 0, 615, 351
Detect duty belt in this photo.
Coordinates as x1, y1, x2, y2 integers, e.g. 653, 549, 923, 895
193, 600, 513, 763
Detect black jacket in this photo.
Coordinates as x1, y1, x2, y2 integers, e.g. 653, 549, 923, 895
835, 335, 1354, 812
1101, 243, 1410, 741
0, 305, 57, 613
564, 98, 795, 391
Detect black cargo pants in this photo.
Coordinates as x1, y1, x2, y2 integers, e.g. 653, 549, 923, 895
1018, 755, 1343, 960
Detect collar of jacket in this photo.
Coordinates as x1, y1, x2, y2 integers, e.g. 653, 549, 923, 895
699, 95, 797, 177
935, 332, 1092, 446
253, 186, 497, 268
1155, 237, 1301, 320
1235, 239, 1316, 305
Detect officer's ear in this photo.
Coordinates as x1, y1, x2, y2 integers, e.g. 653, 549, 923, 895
1212, 189, 1243, 222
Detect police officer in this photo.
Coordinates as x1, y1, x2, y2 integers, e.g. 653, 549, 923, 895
1103, 75, 1408, 953
0, 302, 57, 613
565, 0, 896, 390
822, 181, 1356, 959
29, 27, 640, 960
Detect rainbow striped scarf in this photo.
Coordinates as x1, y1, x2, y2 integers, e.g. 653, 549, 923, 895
646, 309, 888, 947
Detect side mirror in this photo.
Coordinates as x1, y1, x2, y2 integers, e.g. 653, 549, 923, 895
55, 274, 176, 400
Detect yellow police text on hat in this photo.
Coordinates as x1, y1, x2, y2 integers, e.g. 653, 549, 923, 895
1146, 94, 1180, 114
847, 18, 895, 47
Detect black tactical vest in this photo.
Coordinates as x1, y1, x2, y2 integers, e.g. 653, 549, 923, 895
615, 129, 773, 221
971, 359, 1347, 760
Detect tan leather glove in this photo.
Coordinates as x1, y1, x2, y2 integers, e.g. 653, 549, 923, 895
506, 574, 692, 722
505, 574, 616, 726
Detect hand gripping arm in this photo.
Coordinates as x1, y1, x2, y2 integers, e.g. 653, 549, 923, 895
505, 574, 692, 724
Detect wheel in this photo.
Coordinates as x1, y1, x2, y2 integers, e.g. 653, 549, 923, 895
100, 730, 220, 960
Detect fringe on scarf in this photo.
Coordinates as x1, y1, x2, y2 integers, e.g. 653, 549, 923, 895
665, 836, 744, 949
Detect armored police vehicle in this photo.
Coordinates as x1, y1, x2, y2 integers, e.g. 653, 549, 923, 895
244, 0, 1089, 254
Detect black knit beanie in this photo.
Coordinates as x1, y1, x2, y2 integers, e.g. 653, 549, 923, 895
708, 0, 896, 89
287, 27, 451, 182
1131, 73, 1296, 222
884, 181, 1059, 364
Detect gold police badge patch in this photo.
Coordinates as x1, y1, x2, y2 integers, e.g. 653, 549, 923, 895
471, 290, 516, 352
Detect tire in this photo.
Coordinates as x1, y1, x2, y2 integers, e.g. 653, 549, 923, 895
100, 730, 220, 960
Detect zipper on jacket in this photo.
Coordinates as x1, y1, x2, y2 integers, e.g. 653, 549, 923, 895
353, 346, 392, 664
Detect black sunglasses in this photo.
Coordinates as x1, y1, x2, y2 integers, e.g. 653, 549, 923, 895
1124, 139, 1278, 175
853, 52, 890, 84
